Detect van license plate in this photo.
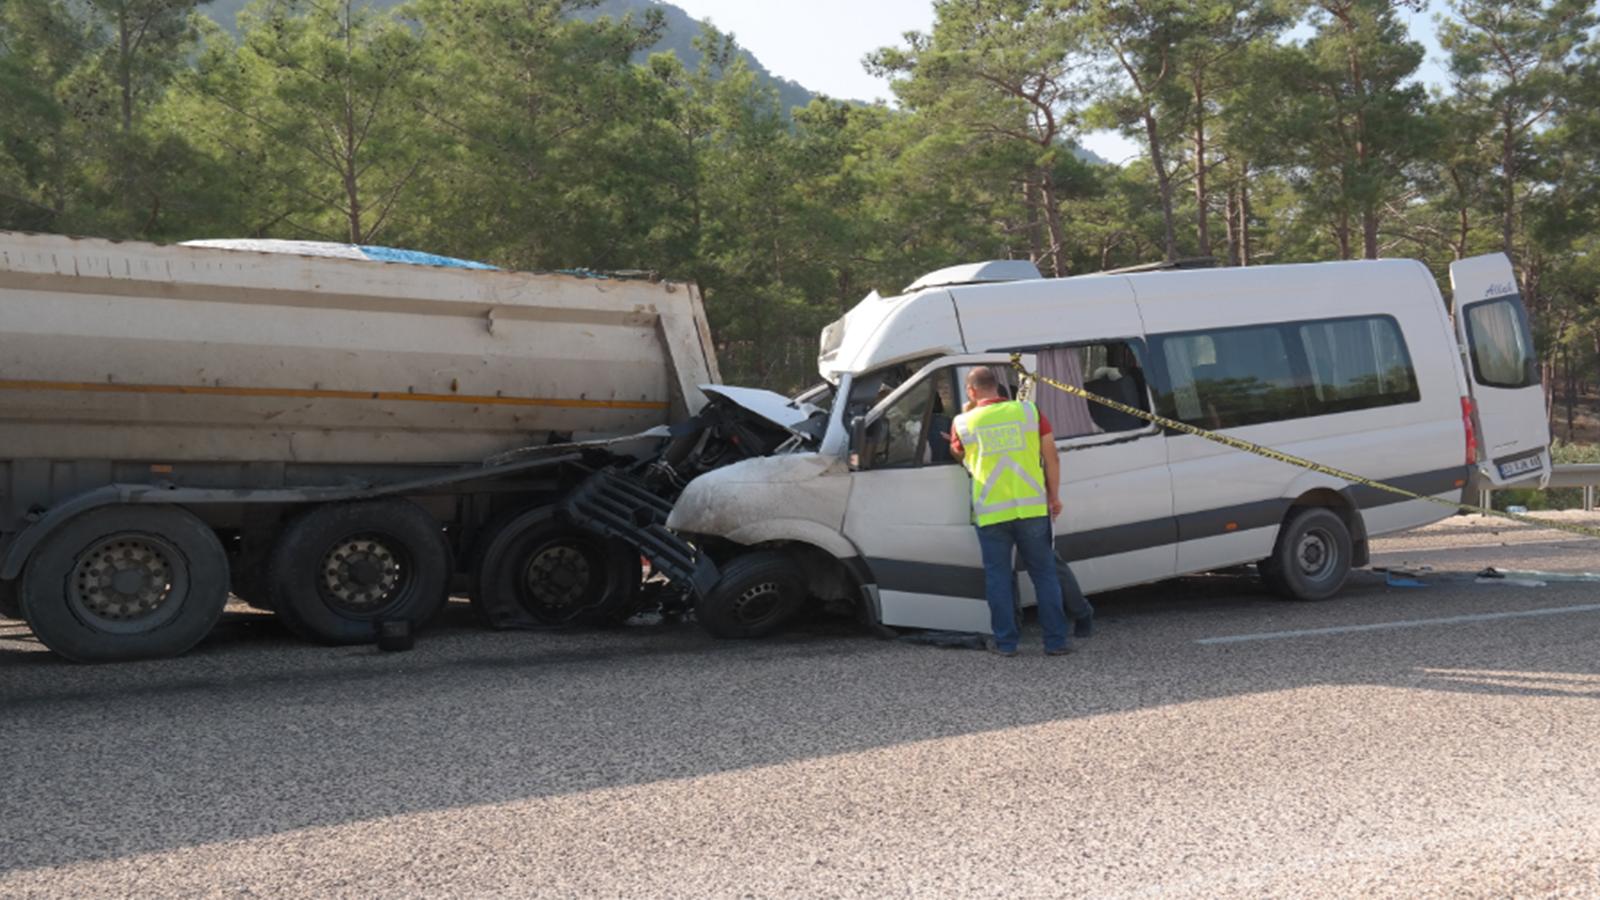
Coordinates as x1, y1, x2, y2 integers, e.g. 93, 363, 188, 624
1498, 452, 1544, 479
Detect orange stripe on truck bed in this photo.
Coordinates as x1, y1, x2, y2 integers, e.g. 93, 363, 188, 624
0, 379, 669, 411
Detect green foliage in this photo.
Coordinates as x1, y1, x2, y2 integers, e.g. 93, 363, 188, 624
3, 0, 1600, 400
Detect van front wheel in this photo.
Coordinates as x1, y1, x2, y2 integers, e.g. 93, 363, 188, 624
1262, 508, 1352, 602
696, 552, 805, 639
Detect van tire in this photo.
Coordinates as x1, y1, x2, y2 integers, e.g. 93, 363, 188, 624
1263, 507, 1352, 601
18, 506, 230, 662
267, 500, 451, 644
696, 551, 806, 639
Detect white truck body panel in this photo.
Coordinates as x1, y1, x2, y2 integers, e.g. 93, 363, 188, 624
0, 232, 719, 465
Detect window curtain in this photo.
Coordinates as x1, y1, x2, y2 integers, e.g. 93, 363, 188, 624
1037, 348, 1099, 438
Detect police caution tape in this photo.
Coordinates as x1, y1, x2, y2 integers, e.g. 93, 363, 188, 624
1009, 353, 1600, 542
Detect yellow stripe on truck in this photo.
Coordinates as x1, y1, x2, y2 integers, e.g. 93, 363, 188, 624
0, 378, 668, 411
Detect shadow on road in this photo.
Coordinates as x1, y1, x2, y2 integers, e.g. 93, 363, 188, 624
2, 570, 1597, 875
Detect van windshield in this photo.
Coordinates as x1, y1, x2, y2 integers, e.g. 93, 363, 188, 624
1463, 297, 1538, 389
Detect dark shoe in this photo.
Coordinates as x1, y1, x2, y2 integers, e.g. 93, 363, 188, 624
985, 639, 1017, 657
1045, 645, 1074, 656
1074, 615, 1094, 639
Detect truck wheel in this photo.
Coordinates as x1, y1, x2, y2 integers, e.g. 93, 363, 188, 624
267, 500, 450, 644
18, 506, 229, 662
695, 551, 805, 639
471, 508, 639, 628
1262, 507, 1352, 602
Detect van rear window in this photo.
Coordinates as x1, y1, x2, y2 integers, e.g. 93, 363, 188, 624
1463, 297, 1538, 389
1154, 314, 1420, 430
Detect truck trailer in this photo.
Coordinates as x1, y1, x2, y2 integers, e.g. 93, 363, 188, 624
0, 232, 764, 661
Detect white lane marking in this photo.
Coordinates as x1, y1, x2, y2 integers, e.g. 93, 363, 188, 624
1197, 603, 1600, 645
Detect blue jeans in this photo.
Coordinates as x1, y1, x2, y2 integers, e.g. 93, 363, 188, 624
975, 516, 1069, 652
1056, 553, 1094, 623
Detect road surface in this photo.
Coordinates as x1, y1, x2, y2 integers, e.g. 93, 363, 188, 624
3, 515, 1599, 898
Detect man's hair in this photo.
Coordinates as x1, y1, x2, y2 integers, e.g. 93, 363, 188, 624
966, 366, 1000, 394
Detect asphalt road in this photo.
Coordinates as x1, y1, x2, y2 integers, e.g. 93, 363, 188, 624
4, 515, 1600, 898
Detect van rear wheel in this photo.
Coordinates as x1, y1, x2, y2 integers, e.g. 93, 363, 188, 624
1262, 507, 1352, 602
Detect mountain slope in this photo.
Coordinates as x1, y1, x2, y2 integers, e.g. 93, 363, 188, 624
199, 0, 820, 109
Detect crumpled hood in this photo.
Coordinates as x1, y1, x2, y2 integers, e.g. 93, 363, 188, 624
698, 384, 821, 433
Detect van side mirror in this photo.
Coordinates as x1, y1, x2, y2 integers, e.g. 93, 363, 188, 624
850, 415, 874, 469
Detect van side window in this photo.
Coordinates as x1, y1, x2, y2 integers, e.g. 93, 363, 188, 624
1297, 316, 1419, 412
1160, 327, 1306, 429
1033, 341, 1151, 438
1154, 314, 1421, 430
862, 365, 1019, 469
869, 377, 936, 469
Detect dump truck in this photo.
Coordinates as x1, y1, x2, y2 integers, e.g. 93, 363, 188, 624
0, 232, 818, 661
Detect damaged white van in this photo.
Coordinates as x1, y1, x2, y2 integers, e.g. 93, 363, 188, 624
665, 254, 1552, 637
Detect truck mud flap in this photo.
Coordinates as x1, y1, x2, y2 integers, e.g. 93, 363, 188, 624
564, 470, 720, 598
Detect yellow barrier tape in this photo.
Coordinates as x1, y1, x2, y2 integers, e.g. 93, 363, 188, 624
1010, 353, 1600, 541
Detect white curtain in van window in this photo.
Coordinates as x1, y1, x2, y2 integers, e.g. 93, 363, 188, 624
1037, 347, 1100, 438
1161, 338, 1205, 421
1468, 301, 1527, 384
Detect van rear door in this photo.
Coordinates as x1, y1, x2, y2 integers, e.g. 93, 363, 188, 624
1449, 254, 1552, 485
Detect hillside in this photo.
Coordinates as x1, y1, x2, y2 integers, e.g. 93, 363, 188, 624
199, 0, 818, 109
197, 0, 1106, 163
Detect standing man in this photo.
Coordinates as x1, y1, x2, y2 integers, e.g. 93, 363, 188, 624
949, 367, 1070, 656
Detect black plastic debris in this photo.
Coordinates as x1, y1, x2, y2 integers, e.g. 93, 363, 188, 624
896, 630, 988, 650
377, 619, 414, 652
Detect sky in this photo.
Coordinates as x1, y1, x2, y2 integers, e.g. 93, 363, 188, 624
668, 0, 1453, 165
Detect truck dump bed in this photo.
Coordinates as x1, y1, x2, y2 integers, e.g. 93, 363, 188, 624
0, 232, 719, 464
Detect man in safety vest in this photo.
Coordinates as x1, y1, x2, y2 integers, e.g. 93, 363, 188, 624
949, 367, 1071, 656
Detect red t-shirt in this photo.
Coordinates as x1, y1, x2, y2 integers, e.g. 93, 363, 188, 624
949, 398, 1052, 457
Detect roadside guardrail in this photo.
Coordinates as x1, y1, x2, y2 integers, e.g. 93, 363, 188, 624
1477, 463, 1600, 512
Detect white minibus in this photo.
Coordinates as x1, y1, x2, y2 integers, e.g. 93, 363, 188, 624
666, 254, 1552, 637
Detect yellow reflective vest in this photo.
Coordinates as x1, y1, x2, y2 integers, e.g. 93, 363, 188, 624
952, 400, 1050, 526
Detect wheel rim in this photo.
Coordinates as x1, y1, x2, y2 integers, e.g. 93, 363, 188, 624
68, 533, 189, 634
319, 533, 409, 616
1295, 527, 1340, 582
733, 580, 784, 626
520, 540, 602, 620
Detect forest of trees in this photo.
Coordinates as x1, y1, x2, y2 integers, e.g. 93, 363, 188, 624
2, 0, 1599, 425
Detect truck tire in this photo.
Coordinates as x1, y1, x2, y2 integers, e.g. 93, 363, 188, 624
1262, 507, 1353, 602
470, 508, 639, 628
18, 506, 230, 662
695, 551, 806, 639
267, 500, 451, 645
